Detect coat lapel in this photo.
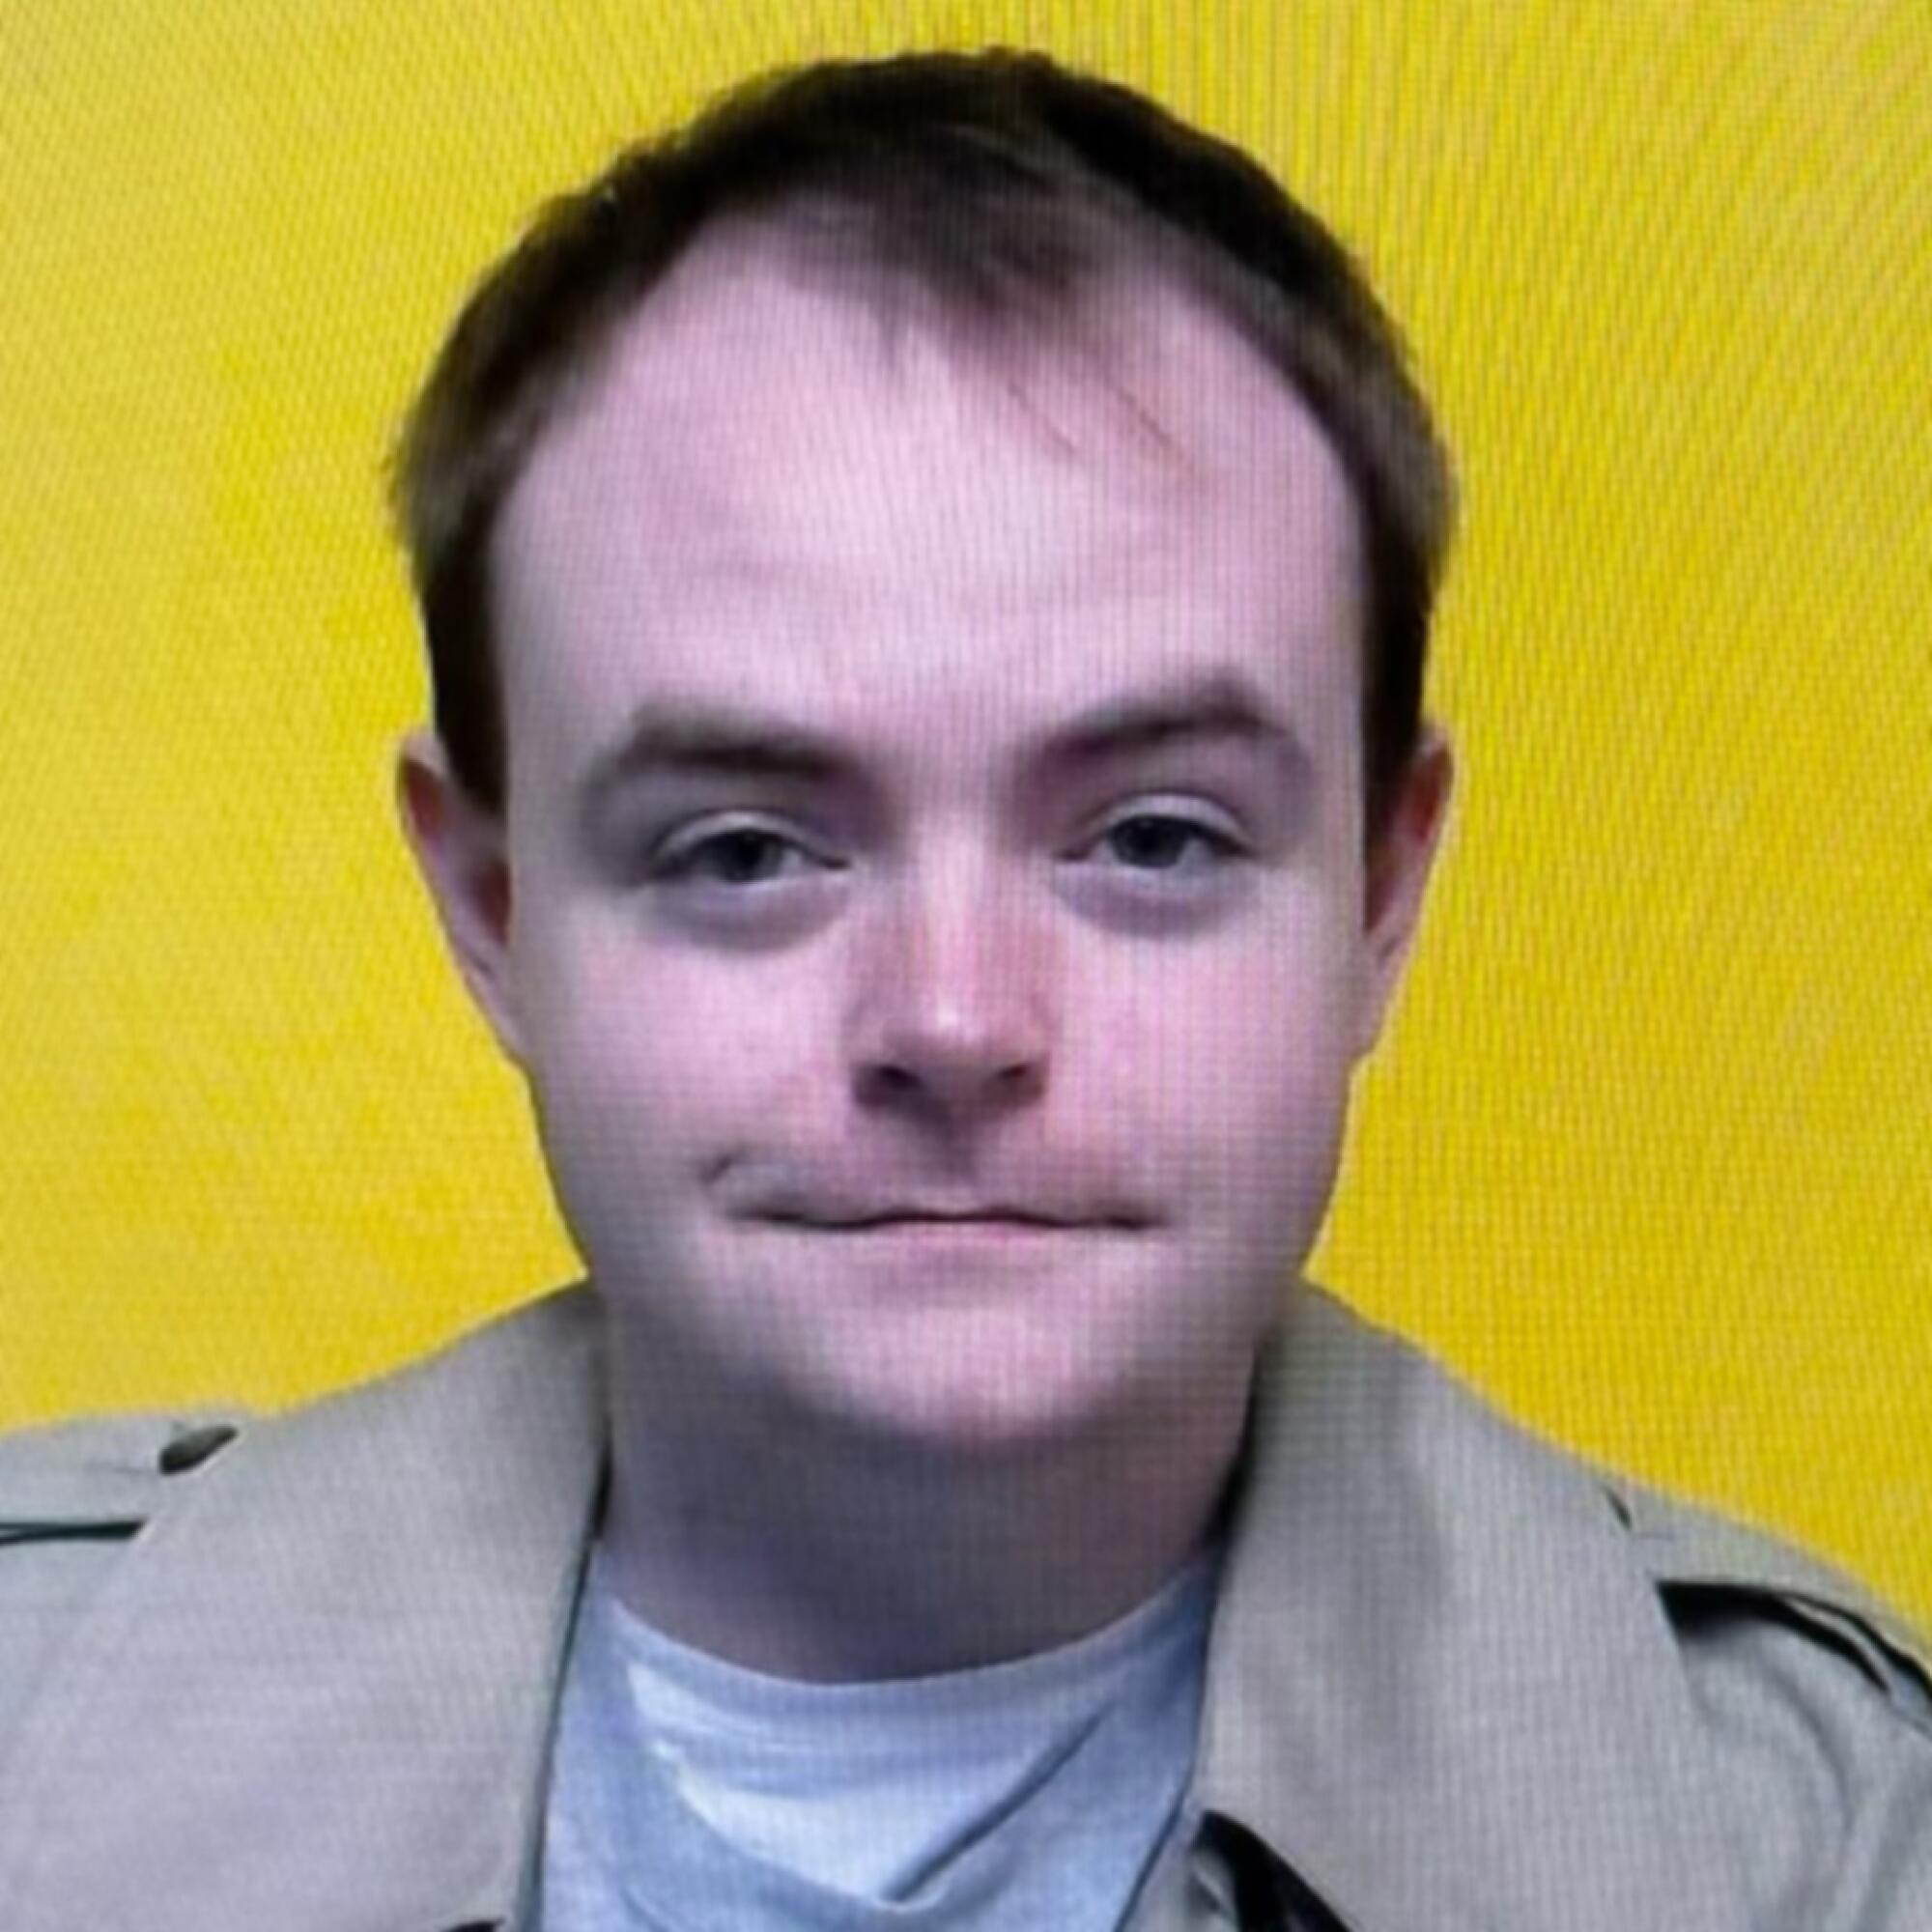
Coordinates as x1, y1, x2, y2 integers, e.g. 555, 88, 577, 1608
0, 1284, 608, 1932
1187, 1280, 1750, 1932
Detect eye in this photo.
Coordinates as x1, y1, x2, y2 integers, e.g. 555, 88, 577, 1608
652, 824, 816, 889
1090, 812, 1244, 876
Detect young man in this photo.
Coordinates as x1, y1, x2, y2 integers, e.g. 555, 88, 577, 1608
1, 48, 1926, 1932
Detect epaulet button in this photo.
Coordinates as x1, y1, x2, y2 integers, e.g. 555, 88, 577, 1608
156, 1422, 239, 1475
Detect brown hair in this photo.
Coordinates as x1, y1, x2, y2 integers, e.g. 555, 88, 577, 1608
387, 47, 1456, 852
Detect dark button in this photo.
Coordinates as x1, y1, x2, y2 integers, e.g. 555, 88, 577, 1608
157, 1422, 239, 1475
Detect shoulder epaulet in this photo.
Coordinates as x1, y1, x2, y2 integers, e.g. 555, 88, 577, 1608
0, 1406, 250, 1545
1594, 1463, 1932, 1729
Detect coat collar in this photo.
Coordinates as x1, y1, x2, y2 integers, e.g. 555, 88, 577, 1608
0, 1280, 1750, 1932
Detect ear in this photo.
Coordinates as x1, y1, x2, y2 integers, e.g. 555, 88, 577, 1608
394, 726, 526, 1068
1352, 724, 1455, 1061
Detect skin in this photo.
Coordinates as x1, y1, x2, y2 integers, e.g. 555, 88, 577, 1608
397, 228, 1454, 1681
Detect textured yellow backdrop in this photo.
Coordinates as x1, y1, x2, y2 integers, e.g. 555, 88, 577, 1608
3, 0, 1927, 1625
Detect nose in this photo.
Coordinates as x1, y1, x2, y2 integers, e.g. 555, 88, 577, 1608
850, 858, 1049, 1123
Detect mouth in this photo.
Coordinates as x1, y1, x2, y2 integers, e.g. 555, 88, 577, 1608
855, 1215, 1061, 1230
761, 1210, 1139, 1235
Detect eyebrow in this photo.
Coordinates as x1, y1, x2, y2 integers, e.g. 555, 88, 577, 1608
576, 668, 1312, 835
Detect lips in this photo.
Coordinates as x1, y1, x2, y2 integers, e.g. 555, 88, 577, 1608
850, 1211, 1061, 1229
783, 1212, 1065, 1232
753, 1190, 1149, 1232
762, 1209, 1147, 1235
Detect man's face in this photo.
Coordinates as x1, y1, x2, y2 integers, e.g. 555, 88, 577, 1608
403, 235, 1447, 1460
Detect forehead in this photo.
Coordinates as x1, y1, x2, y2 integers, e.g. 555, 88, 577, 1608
490, 229, 1366, 784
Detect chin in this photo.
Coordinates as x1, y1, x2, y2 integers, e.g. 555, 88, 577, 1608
761, 1300, 1172, 1462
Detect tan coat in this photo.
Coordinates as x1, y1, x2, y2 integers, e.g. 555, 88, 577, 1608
1, 1279, 1926, 1931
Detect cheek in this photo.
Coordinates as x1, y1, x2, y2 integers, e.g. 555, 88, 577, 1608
519, 914, 808, 1162
1150, 918, 1359, 1206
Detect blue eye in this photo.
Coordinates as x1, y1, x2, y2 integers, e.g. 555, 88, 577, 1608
651, 813, 1243, 889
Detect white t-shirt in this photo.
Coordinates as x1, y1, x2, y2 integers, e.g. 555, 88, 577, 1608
537, 1536, 1220, 1931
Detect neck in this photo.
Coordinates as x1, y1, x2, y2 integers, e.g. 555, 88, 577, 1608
593, 1317, 1256, 1683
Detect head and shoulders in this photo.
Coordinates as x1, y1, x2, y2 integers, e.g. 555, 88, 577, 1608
1, 43, 1925, 1928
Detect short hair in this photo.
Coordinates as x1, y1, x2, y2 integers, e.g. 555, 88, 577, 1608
387, 47, 1457, 854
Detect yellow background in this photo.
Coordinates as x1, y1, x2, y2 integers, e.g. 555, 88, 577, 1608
3, 1, 1927, 1625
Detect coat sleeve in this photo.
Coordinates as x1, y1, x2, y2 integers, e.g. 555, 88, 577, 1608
1669, 1589, 1932, 1929
1605, 1472, 1932, 1931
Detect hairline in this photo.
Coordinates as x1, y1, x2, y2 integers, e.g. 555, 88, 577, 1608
388, 60, 1454, 859
485, 203, 1383, 786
